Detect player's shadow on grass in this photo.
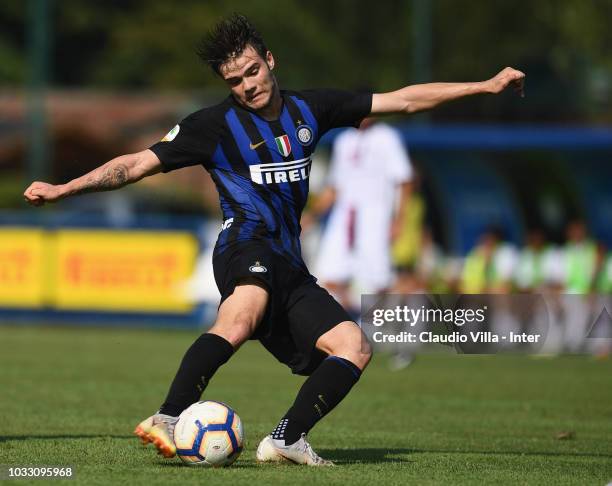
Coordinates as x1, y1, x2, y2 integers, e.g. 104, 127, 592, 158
0, 434, 134, 443
3, 438, 611, 464
159, 461, 262, 469
321, 448, 414, 464
322, 447, 612, 464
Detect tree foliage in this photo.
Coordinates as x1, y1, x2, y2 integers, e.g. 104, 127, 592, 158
2, 0, 612, 121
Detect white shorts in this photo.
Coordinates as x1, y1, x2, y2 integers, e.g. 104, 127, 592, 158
315, 204, 393, 293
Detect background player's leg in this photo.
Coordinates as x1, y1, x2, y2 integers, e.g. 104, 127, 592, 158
270, 321, 371, 445
315, 206, 353, 308
159, 282, 268, 416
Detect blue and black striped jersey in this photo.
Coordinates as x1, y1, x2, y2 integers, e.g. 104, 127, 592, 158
149, 89, 372, 272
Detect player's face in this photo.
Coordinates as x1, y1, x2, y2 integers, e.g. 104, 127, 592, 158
220, 45, 277, 112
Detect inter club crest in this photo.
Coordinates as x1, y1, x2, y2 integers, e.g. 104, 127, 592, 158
295, 125, 313, 146
249, 261, 267, 273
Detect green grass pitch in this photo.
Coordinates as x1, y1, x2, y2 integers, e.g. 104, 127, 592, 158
1, 325, 611, 485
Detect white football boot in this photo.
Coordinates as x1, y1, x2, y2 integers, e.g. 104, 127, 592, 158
256, 434, 334, 466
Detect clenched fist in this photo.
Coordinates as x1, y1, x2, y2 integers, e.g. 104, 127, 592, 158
23, 181, 64, 207
486, 67, 525, 97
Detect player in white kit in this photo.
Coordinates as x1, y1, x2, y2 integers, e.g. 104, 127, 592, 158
315, 119, 413, 306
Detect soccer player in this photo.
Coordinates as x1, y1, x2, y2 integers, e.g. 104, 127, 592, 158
313, 117, 413, 309
23, 14, 525, 466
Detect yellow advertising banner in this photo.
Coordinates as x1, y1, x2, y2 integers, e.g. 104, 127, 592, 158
53, 230, 198, 312
0, 227, 199, 313
0, 228, 48, 307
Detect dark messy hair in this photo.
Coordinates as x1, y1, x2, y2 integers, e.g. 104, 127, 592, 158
197, 13, 269, 75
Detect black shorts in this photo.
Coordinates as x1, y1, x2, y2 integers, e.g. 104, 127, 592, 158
213, 240, 353, 376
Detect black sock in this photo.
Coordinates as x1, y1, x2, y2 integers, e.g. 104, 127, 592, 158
271, 356, 362, 445
158, 333, 234, 417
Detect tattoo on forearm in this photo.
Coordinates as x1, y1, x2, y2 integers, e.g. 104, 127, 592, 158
77, 163, 130, 195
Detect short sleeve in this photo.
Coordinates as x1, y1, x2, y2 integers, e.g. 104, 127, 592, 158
327, 130, 352, 189
383, 127, 413, 183
301, 89, 372, 135
327, 144, 342, 189
149, 109, 219, 173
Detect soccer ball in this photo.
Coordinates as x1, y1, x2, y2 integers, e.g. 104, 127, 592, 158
174, 400, 244, 467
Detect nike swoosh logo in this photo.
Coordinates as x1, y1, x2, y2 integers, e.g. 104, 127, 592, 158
250, 140, 266, 150
318, 394, 328, 408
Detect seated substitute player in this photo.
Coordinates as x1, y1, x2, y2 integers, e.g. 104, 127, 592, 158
23, 14, 525, 466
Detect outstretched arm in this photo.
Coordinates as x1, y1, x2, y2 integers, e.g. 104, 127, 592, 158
23, 149, 162, 207
371, 67, 525, 115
